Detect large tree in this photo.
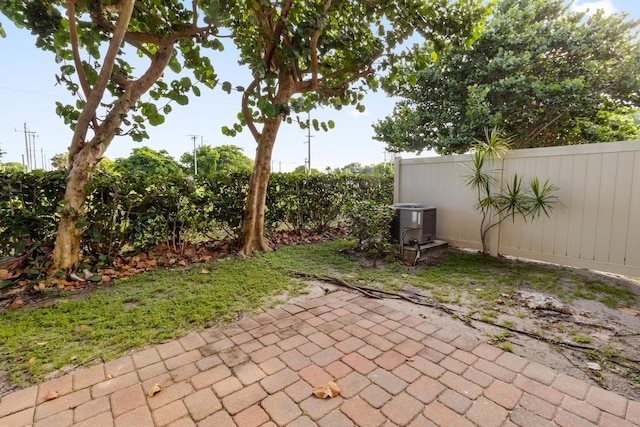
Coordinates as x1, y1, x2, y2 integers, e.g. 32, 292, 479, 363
374, 0, 640, 154
0, 1, 220, 270
203, 0, 489, 255
114, 147, 183, 176
180, 144, 253, 176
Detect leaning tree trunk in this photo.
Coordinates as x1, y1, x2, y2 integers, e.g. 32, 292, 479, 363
239, 117, 282, 256
50, 141, 108, 269
49, 43, 174, 272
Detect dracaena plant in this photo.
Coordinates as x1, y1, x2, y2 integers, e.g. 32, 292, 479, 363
464, 127, 560, 254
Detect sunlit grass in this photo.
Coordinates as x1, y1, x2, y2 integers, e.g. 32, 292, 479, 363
1, 239, 636, 388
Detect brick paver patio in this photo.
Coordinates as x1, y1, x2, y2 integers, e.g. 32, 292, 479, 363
1, 290, 639, 426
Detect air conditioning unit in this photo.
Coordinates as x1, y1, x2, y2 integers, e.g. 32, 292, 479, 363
390, 203, 437, 245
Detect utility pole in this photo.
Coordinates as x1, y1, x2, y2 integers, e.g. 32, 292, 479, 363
14, 123, 38, 172
29, 132, 38, 170
188, 135, 200, 175
304, 112, 313, 175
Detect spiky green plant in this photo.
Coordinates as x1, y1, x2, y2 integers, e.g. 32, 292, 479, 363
464, 127, 560, 254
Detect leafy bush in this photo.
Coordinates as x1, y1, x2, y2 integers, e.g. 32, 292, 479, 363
0, 170, 393, 260
343, 200, 395, 264
0, 170, 66, 256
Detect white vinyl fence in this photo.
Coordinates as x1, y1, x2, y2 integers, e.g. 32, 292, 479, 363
394, 140, 640, 277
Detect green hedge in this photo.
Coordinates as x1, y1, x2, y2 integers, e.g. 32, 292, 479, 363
0, 170, 392, 259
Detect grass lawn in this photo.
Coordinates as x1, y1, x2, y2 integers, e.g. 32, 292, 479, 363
1, 239, 636, 388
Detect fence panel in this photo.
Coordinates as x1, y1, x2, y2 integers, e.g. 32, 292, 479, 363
395, 140, 640, 277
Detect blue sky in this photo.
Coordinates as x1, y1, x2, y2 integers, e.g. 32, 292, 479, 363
0, 0, 639, 172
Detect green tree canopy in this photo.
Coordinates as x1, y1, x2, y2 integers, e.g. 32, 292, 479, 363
114, 147, 182, 176
180, 144, 253, 176
50, 153, 67, 170
0, 0, 222, 269
327, 162, 393, 176
374, 0, 640, 154
201, 0, 490, 255
1, 162, 24, 173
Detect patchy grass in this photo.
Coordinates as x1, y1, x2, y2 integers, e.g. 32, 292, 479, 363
0, 251, 304, 386
1, 239, 637, 389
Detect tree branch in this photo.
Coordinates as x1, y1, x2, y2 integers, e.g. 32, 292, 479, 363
264, 0, 292, 72
66, 0, 99, 136
309, 0, 332, 90
243, 80, 261, 141
69, 0, 136, 165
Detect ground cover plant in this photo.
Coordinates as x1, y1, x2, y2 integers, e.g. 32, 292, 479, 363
1, 239, 639, 400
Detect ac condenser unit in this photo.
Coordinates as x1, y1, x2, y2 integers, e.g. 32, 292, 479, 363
390, 203, 437, 245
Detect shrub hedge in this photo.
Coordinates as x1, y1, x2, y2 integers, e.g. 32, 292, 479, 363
0, 170, 392, 259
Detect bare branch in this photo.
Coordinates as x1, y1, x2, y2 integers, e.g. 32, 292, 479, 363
243, 80, 261, 141
69, 0, 136, 163
66, 0, 99, 137
309, 0, 332, 90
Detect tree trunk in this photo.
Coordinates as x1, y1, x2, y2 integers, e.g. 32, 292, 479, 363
50, 142, 107, 270
239, 117, 282, 256
49, 42, 174, 272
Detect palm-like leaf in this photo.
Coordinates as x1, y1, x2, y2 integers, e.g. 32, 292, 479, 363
463, 150, 492, 191
474, 126, 513, 162
526, 177, 560, 219
497, 173, 529, 222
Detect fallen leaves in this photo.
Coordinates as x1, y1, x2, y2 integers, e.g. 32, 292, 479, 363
9, 297, 23, 309
147, 383, 163, 397
44, 390, 59, 401
0, 269, 14, 280
618, 307, 640, 317
313, 382, 340, 399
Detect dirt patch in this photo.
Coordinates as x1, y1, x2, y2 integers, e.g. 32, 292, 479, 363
293, 256, 640, 401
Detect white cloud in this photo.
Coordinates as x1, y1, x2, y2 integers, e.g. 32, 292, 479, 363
572, 0, 617, 16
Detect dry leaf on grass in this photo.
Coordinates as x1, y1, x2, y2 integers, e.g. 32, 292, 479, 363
313, 382, 340, 399
147, 384, 163, 397
9, 297, 23, 309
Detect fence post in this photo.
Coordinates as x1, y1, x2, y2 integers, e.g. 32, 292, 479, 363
393, 156, 401, 204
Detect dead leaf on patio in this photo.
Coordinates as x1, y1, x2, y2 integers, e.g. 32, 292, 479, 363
147, 384, 163, 397
618, 307, 640, 316
592, 332, 610, 342
406, 357, 415, 362
587, 362, 602, 371
45, 391, 59, 401
313, 381, 340, 399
